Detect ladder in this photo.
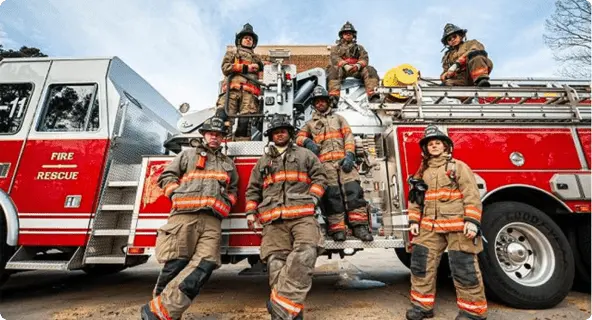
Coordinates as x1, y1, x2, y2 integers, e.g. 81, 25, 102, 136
82, 161, 142, 265
371, 78, 591, 122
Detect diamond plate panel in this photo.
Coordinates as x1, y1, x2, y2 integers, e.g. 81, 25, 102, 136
225, 141, 266, 156
323, 237, 404, 250
6, 261, 70, 271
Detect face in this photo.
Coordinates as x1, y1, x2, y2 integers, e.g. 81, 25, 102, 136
446, 33, 462, 47
427, 139, 446, 157
241, 35, 253, 48
272, 128, 290, 147
204, 131, 223, 149
313, 97, 329, 113
342, 31, 354, 42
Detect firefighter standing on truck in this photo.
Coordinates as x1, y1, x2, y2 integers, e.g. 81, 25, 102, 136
440, 23, 493, 87
245, 114, 327, 320
327, 21, 381, 103
296, 85, 374, 242
215, 23, 264, 141
405, 125, 487, 320
140, 116, 238, 320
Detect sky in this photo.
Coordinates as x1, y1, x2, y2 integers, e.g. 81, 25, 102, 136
0, 0, 570, 111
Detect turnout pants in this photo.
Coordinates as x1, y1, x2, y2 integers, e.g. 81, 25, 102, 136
410, 229, 487, 319
444, 55, 494, 86
321, 162, 369, 234
327, 65, 380, 97
148, 212, 222, 320
261, 216, 324, 320
216, 89, 259, 140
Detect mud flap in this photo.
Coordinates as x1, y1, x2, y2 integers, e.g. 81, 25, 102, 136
410, 244, 429, 278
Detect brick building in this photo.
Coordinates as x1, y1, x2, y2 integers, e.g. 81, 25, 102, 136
225, 44, 331, 72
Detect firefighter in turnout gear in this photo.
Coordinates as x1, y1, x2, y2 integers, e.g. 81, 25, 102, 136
141, 116, 239, 320
215, 23, 264, 140
327, 21, 380, 103
296, 86, 374, 242
440, 23, 493, 87
405, 125, 487, 320
245, 114, 328, 320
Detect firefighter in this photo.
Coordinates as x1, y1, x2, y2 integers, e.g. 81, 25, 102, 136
327, 21, 381, 103
440, 23, 493, 87
245, 113, 327, 320
140, 116, 239, 320
296, 85, 374, 242
405, 125, 487, 320
215, 23, 264, 141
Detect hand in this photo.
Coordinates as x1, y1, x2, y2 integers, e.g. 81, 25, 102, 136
303, 138, 320, 155
409, 223, 419, 236
248, 63, 259, 73
343, 64, 353, 73
464, 221, 478, 239
312, 196, 319, 207
246, 213, 261, 231
354, 63, 362, 71
339, 151, 356, 173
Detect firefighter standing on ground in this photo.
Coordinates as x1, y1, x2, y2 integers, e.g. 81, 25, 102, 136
215, 23, 264, 140
405, 125, 487, 320
440, 23, 493, 87
245, 114, 328, 320
327, 21, 381, 103
141, 116, 239, 320
296, 86, 374, 242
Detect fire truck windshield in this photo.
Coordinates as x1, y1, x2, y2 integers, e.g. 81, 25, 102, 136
0, 83, 33, 134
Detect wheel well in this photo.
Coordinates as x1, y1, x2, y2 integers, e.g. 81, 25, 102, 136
483, 186, 571, 217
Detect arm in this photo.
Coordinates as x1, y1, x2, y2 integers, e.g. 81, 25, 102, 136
330, 45, 348, 68
221, 51, 249, 75
227, 162, 239, 207
340, 116, 355, 154
158, 151, 188, 198
245, 159, 264, 216
306, 153, 328, 202
456, 161, 483, 227
407, 200, 422, 225
295, 123, 312, 147
456, 40, 486, 67
357, 45, 369, 68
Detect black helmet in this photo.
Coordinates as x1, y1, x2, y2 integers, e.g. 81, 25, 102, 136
311, 85, 330, 103
441, 23, 467, 45
264, 114, 294, 137
338, 21, 357, 38
419, 125, 454, 153
235, 23, 259, 48
199, 116, 229, 135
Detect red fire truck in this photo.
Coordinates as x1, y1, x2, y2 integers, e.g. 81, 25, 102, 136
0, 56, 589, 310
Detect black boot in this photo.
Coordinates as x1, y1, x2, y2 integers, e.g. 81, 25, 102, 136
476, 77, 490, 87
455, 311, 486, 320
352, 225, 374, 241
368, 93, 381, 103
140, 304, 159, 320
331, 231, 346, 242
405, 306, 434, 320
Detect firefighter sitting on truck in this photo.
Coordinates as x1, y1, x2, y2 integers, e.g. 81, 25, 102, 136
245, 113, 328, 320
440, 23, 493, 87
405, 125, 487, 320
327, 21, 381, 103
215, 22, 264, 141
296, 85, 374, 242
140, 116, 239, 320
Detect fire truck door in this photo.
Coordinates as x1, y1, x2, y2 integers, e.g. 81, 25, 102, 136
9, 60, 111, 246
0, 61, 51, 193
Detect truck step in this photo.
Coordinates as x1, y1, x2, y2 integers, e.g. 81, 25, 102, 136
100, 204, 134, 211
323, 237, 404, 250
107, 181, 139, 188
93, 229, 131, 236
6, 260, 70, 271
84, 255, 126, 264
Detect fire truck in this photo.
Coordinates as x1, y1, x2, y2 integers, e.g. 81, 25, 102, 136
0, 56, 589, 310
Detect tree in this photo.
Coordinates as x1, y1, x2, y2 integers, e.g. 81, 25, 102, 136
544, 0, 591, 79
0, 44, 47, 60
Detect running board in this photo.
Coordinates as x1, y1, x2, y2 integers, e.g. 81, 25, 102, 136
6, 247, 84, 270
323, 237, 404, 250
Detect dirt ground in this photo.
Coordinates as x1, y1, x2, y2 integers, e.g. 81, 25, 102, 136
0, 249, 589, 320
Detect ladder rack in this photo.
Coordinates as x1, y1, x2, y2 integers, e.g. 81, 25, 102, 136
371, 78, 591, 122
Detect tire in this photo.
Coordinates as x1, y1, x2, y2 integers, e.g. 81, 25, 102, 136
395, 248, 411, 269
569, 219, 591, 292
82, 264, 127, 276
478, 201, 574, 309
0, 213, 13, 286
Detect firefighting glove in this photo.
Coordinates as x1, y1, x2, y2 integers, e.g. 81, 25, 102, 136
407, 177, 428, 206
339, 151, 356, 173
409, 223, 420, 236
444, 62, 461, 79
343, 64, 353, 73
464, 221, 479, 239
354, 63, 362, 71
246, 213, 262, 231
248, 63, 259, 73
303, 138, 320, 155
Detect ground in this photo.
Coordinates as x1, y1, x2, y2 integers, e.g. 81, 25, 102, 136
0, 249, 589, 320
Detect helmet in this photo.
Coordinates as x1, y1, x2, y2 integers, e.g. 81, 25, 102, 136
311, 85, 330, 103
264, 114, 294, 137
235, 23, 259, 48
338, 21, 357, 38
441, 23, 467, 45
199, 116, 229, 135
419, 125, 454, 153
